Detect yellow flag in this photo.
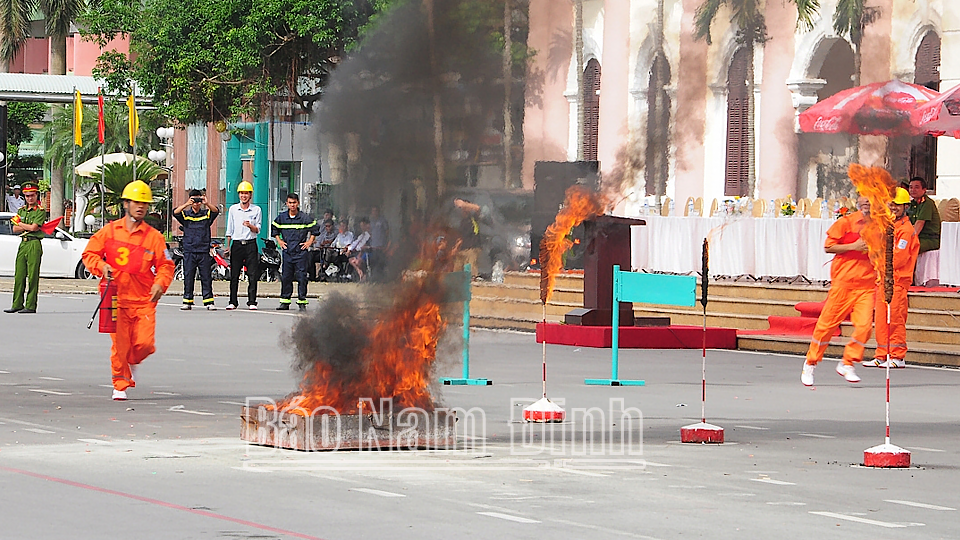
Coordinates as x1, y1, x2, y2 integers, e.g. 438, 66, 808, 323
73, 90, 82, 146
126, 92, 139, 147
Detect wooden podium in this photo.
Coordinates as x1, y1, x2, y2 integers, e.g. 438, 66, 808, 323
564, 215, 645, 326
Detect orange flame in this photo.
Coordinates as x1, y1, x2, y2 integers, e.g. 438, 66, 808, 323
847, 163, 896, 275
275, 233, 457, 416
539, 185, 607, 304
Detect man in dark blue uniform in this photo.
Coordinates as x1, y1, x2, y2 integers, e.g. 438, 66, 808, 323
173, 189, 220, 310
271, 193, 317, 311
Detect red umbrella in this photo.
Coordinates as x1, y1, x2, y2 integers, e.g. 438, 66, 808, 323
912, 83, 960, 138
799, 80, 940, 136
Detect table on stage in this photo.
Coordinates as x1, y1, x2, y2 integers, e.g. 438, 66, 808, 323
631, 215, 834, 281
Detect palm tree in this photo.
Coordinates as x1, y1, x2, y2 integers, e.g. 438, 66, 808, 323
0, 0, 33, 70
88, 160, 166, 220
694, 0, 820, 195
831, 0, 880, 86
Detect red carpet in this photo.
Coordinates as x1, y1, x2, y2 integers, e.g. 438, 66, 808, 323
536, 322, 738, 349
909, 286, 959, 293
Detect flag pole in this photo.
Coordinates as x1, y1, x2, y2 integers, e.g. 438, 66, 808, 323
72, 86, 77, 229
98, 88, 105, 226
131, 82, 137, 182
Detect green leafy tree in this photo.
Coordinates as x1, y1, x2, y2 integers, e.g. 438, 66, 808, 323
0, 0, 33, 68
81, 0, 394, 124
695, 0, 820, 195
7, 101, 46, 156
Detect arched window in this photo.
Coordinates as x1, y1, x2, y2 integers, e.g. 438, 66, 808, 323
645, 52, 671, 196
724, 48, 750, 197
582, 58, 601, 162
911, 31, 941, 189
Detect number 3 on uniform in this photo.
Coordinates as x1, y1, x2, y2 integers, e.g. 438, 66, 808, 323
115, 247, 130, 267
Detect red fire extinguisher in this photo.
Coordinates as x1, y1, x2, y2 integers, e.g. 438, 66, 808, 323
98, 279, 118, 333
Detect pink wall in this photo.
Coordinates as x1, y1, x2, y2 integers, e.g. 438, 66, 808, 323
521, 0, 573, 189
758, 0, 799, 199
597, 0, 630, 179
7, 34, 129, 76
673, 0, 708, 205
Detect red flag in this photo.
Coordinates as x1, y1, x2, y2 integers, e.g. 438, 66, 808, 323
97, 88, 105, 144
40, 217, 63, 235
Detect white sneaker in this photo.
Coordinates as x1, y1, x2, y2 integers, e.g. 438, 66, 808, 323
861, 358, 884, 368
180, 304, 192, 311
836, 362, 861, 383
206, 304, 217, 311
248, 304, 258, 310
112, 389, 127, 401
879, 358, 905, 368
801, 362, 816, 386
225, 304, 237, 311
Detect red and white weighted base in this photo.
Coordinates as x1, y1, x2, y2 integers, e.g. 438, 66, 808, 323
523, 397, 566, 423
680, 422, 724, 444
863, 443, 910, 468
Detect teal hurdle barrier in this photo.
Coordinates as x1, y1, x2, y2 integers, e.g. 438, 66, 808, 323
440, 264, 492, 386
585, 265, 697, 386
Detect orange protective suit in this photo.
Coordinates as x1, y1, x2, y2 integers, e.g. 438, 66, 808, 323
874, 215, 920, 361
806, 211, 877, 366
82, 219, 174, 391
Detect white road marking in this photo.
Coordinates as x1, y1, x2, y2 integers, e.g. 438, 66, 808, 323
477, 512, 540, 524
767, 501, 806, 506
351, 488, 406, 498
751, 478, 795, 486
552, 467, 608, 477
152, 391, 180, 396
884, 500, 955, 511
550, 518, 663, 539
167, 405, 214, 416
905, 446, 945, 453
641, 461, 673, 467
809, 511, 923, 528
0, 370, 9, 374
798, 433, 836, 439
218, 401, 246, 406
27, 389, 72, 396
261, 369, 283, 372
735, 425, 769, 430
38, 376, 63, 381
23, 428, 55, 434
231, 466, 272, 473
77, 438, 112, 445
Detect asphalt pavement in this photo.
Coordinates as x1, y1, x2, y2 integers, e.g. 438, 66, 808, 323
1, 292, 959, 539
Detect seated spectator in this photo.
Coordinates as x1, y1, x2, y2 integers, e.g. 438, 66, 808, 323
326, 219, 354, 281
348, 217, 372, 282
309, 218, 338, 280
907, 177, 941, 253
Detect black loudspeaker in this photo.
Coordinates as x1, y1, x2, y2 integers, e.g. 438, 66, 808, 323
530, 161, 600, 267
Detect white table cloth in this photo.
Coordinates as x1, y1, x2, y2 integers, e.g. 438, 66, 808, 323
939, 223, 960, 286
632, 215, 837, 281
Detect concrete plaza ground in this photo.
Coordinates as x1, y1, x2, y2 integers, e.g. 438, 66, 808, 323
1, 290, 959, 539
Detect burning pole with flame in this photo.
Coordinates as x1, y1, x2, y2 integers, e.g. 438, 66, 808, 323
847, 164, 909, 467
680, 238, 724, 444
526, 186, 606, 422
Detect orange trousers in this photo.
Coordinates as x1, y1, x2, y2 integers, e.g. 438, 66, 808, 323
874, 284, 909, 360
110, 306, 157, 391
806, 287, 875, 365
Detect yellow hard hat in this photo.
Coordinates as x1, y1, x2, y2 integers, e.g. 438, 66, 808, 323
893, 187, 911, 205
237, 181, 254, 193
121, 180, 154, 203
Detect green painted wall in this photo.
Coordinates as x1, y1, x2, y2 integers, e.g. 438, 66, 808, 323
225, 123, 270, 242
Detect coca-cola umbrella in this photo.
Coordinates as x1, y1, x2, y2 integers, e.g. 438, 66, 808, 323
799, 79, 940, 136
911, 82, 960, 138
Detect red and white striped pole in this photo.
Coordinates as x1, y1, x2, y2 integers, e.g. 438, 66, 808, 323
682, 239, 723, 443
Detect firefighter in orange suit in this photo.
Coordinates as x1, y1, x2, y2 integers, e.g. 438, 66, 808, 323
863, 188, 919, 369
82, 180, 174, 401
801, 196, 876, 386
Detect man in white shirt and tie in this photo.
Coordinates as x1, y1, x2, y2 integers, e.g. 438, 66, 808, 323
225, 181, 262, 310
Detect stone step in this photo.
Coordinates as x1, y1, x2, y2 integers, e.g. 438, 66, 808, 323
632, 307, 772, 330
472, 282, 583, 304
470, 296, 578, 320
737, 334, 960, 368
503, 272, 583, 290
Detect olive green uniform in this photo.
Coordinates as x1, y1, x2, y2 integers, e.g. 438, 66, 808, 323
11, 204, 46, 311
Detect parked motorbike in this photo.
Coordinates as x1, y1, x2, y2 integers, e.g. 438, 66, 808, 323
166, 237, 185, 280
259, 239, 281, 282
210, 239, 231, 281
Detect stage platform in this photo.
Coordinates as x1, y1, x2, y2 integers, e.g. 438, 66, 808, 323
535, 322, 738, 349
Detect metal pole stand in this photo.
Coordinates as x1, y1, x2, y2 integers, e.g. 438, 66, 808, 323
440, 264, 492, 386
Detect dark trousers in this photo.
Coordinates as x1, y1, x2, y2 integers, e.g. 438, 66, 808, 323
182, 251, 214, 305
229, 240, 259, 306
280, 250, 309, 303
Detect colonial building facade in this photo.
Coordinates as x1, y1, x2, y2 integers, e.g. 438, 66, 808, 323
522, 0, 960, 212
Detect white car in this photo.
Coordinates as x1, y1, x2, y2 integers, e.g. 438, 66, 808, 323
0, 211, 93, 279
